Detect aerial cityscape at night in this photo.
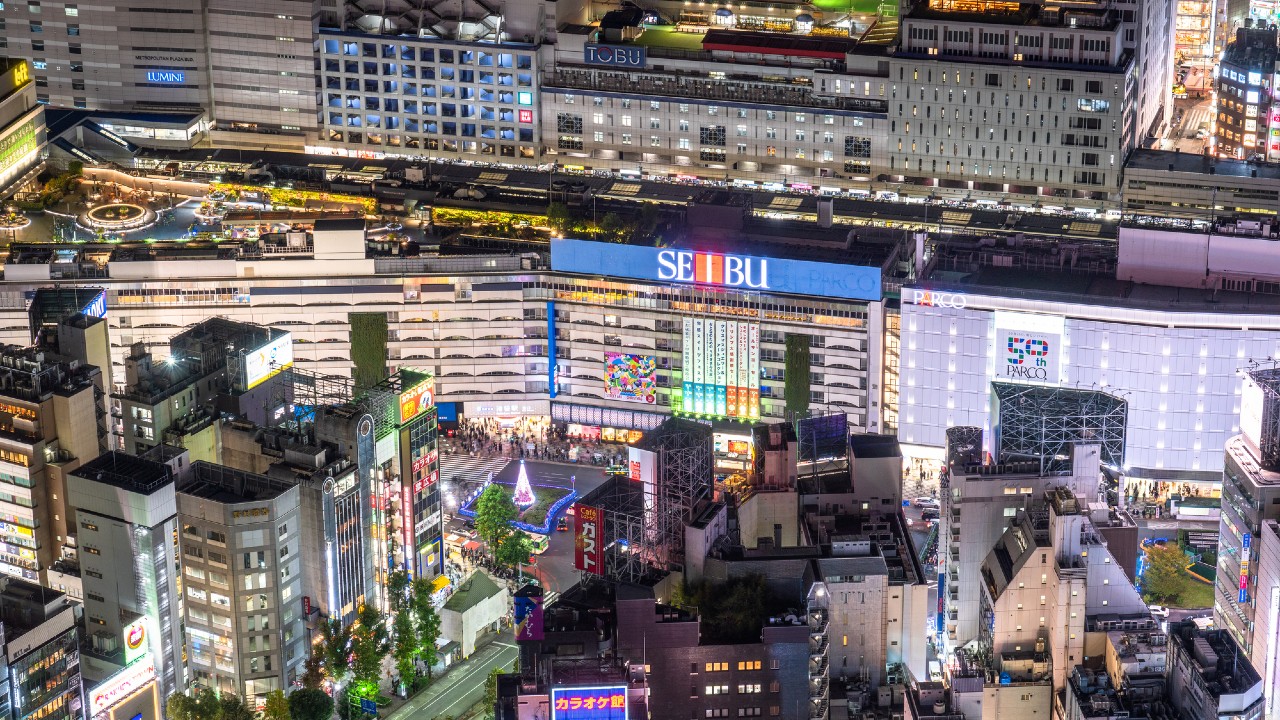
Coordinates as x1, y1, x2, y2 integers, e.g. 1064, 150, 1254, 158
0, 0, 1279, 718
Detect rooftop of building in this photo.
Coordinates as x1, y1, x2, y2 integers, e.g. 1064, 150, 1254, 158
906, 2, 1120, 30
177, 460, 297, 504
1226, 435, 1280, 486
1126, 148, 1280, 182
0, 344, 99, 402
1168, 619, 1261, 698
444, 570, 506, 613
73, 451, 173, 495
1221, 26, 1279, 70
849, 433, 901, 459
0, 577, 71, 641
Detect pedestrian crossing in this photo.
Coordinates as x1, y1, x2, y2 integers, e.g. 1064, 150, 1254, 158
440, 454, 510, 489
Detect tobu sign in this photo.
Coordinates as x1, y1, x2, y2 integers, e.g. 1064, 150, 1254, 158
574, 505, 603, 575
584, 44, 646, 68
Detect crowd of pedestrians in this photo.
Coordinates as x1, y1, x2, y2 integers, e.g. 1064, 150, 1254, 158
443, 417, 628, 465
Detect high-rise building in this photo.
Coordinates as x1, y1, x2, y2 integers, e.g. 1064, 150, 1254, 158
0, 577, 85, 720
0, 343, 106, 585
1215, 368, 1280, 666
1215, 26, 1279, 161
1167, 619, 1264, 720
175, 459, 310, 702
67, 451, 184, 701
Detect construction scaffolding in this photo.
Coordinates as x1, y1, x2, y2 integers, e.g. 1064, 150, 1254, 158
580, 418, 714, 585
992, 382, 1127, 474
276, 366, 356, 435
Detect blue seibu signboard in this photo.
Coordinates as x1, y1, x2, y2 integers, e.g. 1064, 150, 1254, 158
584, 44, 646, 68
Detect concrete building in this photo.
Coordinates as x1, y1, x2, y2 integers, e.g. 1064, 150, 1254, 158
440, 570, 508, 658
175, 459, 309, 702
117, 318, 292, 456
940, 442, 1102, 651
0, 577, 84, 720
0, 58, 45, 199
1214, 26, 1278, 160
66, 451, 184, 701
1167, 619, 1263, 720
0, 343, 105, 585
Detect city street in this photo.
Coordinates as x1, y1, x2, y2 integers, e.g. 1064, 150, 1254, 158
443, 456, 610, 598
385, 633, 518, 720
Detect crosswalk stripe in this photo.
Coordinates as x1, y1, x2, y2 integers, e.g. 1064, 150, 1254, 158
440, 454, 510, 487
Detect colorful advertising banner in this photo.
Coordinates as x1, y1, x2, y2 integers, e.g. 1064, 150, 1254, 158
681, 318, 760, 419
514, 592, 545, 641
399, 375, 436, 424
574, 505, 604, 575
551, 686, 628, 720
603, 353, 658, 405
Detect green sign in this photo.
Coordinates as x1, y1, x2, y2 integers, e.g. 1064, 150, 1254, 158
0, 118, 37, 176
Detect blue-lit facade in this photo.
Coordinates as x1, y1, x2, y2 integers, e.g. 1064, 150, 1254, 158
314, 32, 540, 160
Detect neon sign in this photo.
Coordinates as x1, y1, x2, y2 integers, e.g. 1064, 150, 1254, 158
145, 70, 185, 83
551, 685, 627, 720
399, 376, 436, 424
908, 289, 968, 309
90, 657, 156, 716
657, 250, 769, 289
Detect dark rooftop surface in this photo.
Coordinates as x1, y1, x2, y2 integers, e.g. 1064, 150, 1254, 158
314, 217, 367, 232
74, 452, 173, 494
1127, 148, 1280, 181
178, 461, 296, 504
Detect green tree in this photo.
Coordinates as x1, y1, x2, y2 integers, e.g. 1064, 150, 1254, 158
411, 578, 443, 676
496, 530, 534, 570
289, 688, 335, 720
546, 202, 574, 234
483, 666, 503, 711
599, 212, 627, 242
300, 652, 326, 690
166, 690, 221, 720
474, 483, 517, 555
349, 312, 389, 393
636, 202, 660, 237
217, 695, 256, 720
350, 603, 390, 689
318, 617, 353, 683
387, 569, 411, 612
263, 690, 290, 720
392, 608, 418, 689
1142, 543, 1189, 604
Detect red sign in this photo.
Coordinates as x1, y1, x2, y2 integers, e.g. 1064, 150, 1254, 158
413, 469, 439, 496
412, 449, 438, 475
574, 505, 603, 575
629, 460, 641, 482
519, 109, 533, 124
302, 596, 312, 616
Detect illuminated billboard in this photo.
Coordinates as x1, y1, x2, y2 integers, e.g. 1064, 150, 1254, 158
90, 657, 156, 717
514, 591, 544, 641
992, 311, 1064, 386
551, 685, 627, 720
243, 333, 293, 390
603, 353, 657, 405
550, 238, 881, 302
123, 616, 150, 666
399, 375, 436, 424
681, 318, 759, 419
574, 505, 603, 575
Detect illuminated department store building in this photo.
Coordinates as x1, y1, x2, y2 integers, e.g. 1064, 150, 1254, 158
0, 236, 887, 439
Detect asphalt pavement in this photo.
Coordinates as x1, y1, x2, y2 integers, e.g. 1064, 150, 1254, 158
385, 634, 519, 720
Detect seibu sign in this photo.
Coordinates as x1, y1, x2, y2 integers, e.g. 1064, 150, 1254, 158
656, 250, 769, 290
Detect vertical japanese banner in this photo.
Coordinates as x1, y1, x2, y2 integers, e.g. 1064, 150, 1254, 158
726, 320, 739, 417
714, 320, 728, 417
703, 318, 715, 415
574, 505, 604, 575
692, 318, 705, 414
682, 318, 694, 413
748, 323, 760, 418
737, 322, 750, 417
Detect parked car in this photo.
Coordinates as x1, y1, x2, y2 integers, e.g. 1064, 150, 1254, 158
1147, 605, 1170, 619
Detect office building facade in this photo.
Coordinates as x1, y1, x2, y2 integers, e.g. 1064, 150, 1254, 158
0, 578, 84, 720
67, 451, 184, 701
0, 58, 45, 198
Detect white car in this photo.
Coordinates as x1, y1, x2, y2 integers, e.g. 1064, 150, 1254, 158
1147, 605, 1170, 619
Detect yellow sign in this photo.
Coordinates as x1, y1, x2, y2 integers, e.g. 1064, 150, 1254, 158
12, 62, 29, 88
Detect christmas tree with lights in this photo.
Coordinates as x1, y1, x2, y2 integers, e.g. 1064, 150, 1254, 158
512, 459, 537, 508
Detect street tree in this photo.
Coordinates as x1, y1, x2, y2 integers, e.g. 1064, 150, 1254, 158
411, 577, 443, 677
1142, 543, 1188, 604
318, 616, 353, 684
166, 690, 220, 720
474, 483, 517, 555
350, 603, 390, 691
387, 569, 411, 612
262, 690, 290, 720
218, 695, 256, 720
483, 666, 503, 712
496, 530, 534, 570
392, 608, 417, 689
288, 688, 335, 720
299, 652, 325, 690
